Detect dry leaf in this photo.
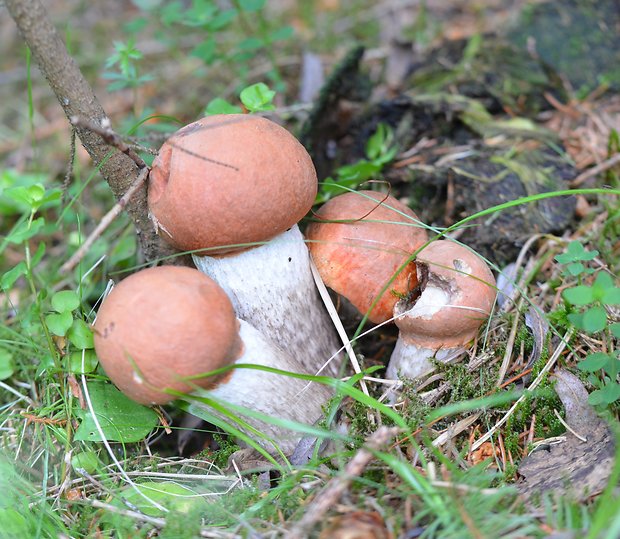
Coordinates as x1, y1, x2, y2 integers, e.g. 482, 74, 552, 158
470, 441, 497, 466
319, 511, 390, 539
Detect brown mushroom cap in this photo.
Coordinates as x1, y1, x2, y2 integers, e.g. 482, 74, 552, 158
394, 240, 497, 349
148, 114, 318, 254
306, 191, 428, 324
93, 266, 242, 405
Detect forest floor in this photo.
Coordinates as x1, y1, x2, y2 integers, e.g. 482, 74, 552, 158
0, 1, 619, 537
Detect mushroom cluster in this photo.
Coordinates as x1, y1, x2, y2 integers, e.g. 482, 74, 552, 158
94, 266, 332, 454
148, 114, 342, 376
306, 190, 497, 385
93, 114, 497, 455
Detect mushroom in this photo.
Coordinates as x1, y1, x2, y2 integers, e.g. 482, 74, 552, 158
93, 266, 333, 454
387, 240, 497, 381
305, 191, 429, 324
148, 114, 342, 376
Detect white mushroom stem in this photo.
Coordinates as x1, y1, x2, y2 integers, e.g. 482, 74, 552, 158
188, 319, 333, 455
386, 284, 464, 380
193, 225, 342, 377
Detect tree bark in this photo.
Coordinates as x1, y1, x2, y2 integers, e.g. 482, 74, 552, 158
5, 0, 178, 263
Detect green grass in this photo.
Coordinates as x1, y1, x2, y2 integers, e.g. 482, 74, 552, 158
1, 1, 619, 537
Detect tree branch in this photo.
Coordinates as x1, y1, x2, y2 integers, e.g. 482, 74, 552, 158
5, 0, 178, 263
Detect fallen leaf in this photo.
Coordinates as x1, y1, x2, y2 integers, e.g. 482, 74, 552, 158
524, 305, 549, 367
470, 441, 497, 466
319, 511, 390, 539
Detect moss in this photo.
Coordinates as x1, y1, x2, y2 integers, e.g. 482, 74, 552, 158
503, 372, 564, 457
399, 380, 433, 429
433, 360, 499, 404
508, 0, 620, 93
503, 462, 518, 482
196, 432, 241, 470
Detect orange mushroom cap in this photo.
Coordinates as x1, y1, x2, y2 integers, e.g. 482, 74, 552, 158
93, 266, 242, 405
148, 114, 318, 254
306, 191, 428, 324
394, 240, 497, 349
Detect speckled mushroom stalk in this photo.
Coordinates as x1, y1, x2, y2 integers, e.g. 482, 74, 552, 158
305, 191, 429, 325
93, 266, 332, 455
386, 240, 497, 381
148, 114, 341, 376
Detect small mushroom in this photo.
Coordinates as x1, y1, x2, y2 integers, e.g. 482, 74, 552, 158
148, 114, 341, 375
305, 191, 428, 324
93, 266, 332, 454
387, 240, 497, 381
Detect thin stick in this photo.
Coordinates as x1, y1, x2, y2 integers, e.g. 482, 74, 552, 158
70, 116, 148, 169
553, 408, 587, 442
496, 297, 523, 385
60, 167, 149, 274
570, 152, 620, 187
310, 259, 370, 397
285, 426, 399, 539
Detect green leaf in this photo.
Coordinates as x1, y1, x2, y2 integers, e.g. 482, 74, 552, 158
205, 97, 243, 116
207, 9, 237, 30
0, 169, 49, 214
31, 241, 46, 265
556, 240, 598, 264
365, 123, 394, 161
238, 0, 265, 12
115, 481, 208, 517
582, 306, 608, 333
45, 312, 74, 337
578, 352, 613, 372
160, 1, 184, 25
3, 184, 45, 210
68, 349, 98, 374
610, 323, 620, 339
237, 37, 264, 52
268, 25, 294, 42
0, 349, 15, 380
566, 262, 585, 276
239, 82, 275, 112
337, 160, 382, 182
588, 388, 606, 406
71, 451, 100, 474
51, 290, 80, 313
6, 217, 45, 244
563, 285, 594, 306
74, 382, 158, 442
567, 312, 585, 330
602, 286, 620, 305
131, 0, 163, 10
1, 261, 27, 290
39, 189, 62, 207
591, 383, 620, 405
109, 235, 137, 265
67, 319, 94, 349
190, 37, 217, 64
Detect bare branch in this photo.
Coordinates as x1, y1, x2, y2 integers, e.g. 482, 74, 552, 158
70, 116, 148, 169
5, 0, 178, 263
